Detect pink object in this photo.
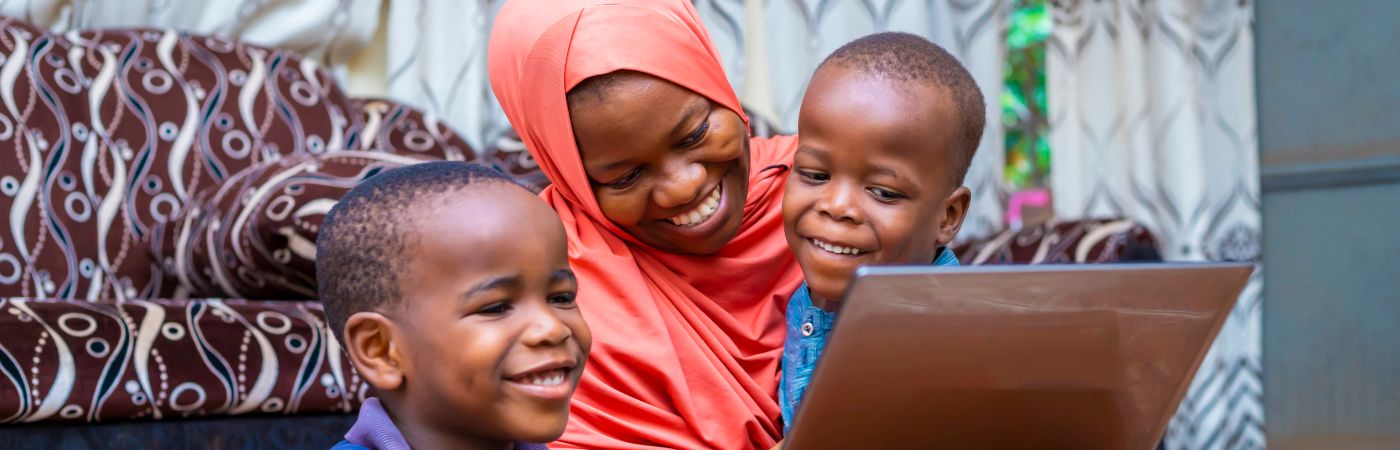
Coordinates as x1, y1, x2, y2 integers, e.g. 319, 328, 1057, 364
1007, 189, 1052, 229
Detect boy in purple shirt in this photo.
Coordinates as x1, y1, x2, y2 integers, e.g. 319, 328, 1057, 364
317, 162, 592, 450
778, 32, 985, 436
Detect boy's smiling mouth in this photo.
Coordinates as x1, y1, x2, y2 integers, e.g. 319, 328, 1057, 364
510, 368, 569, 386
809, 237, 868, 256
504, 359, 580, 402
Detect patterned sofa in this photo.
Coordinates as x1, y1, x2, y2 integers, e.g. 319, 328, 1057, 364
0, 16, 1161, 449
0, 16, 539, 446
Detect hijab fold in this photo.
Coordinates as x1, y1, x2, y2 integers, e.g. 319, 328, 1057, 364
489, 1, 802, 448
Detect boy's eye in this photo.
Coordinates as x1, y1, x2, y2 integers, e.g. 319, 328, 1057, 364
797, 169, 829, 184
475, 301, 511, 316
604, 167, 643, 190
548, 292, 577, 306
868, 186, 907, 202
677, 119, 710, 149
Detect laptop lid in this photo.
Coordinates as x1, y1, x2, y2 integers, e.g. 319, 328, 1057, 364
784, 263, 1253, 450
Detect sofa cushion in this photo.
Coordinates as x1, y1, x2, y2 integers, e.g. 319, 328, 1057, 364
954, 219, 1163, 265
0, 18, 357, 300
155, 151, 426, 300
0, 17, 494, 301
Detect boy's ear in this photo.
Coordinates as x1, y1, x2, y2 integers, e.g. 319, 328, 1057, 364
937, 186, 972, 245
344, 311, 407, 392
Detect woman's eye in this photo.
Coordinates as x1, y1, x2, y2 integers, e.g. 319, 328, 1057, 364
677, 119, 710, 148
548, 292, 577, 306
868, 187, 907, 202
797, 169, 829, 184
476, 302, 511, 316
605, 168, 643, 189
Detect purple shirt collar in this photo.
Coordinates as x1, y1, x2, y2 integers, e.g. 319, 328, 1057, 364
345, 397, 549, 450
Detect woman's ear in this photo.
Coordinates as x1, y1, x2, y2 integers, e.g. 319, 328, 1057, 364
344, 312, 407, 392
937, 186, 972, 245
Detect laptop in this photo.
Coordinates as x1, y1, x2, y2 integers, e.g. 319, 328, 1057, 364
783, 263, 1254, 450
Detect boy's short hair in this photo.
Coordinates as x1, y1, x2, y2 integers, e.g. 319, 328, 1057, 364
818, 32, 986, 185
316, 161, 521, 339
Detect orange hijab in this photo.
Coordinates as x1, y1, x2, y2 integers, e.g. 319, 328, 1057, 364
489, 1, 802, 448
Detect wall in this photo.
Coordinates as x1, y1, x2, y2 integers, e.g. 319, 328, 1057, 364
1256, 1, 1400, 448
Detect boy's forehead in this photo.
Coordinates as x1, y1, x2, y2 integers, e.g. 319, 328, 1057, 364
813, 63, 956, 107
396, 184, 564, 296
803, 66, 962, 179
404, 183, 544, 238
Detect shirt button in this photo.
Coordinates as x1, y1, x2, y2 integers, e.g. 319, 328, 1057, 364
801, 322, 814, 337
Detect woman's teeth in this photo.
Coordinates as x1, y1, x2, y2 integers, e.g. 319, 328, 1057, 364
811, 238, 866, 256
668, 185, 722, 226
513, 368, 568, 386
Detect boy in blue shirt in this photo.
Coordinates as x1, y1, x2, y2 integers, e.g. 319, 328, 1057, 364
779, 32, 985, 434
317, 162, 592, 450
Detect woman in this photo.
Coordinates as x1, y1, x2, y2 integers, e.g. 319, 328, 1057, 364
488, 1, 802, 448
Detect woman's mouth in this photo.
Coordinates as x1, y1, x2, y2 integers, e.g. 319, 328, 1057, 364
666, 183, 722, 227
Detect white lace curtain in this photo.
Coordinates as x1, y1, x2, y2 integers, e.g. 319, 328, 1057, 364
0, 0, 380, 79
1048, 1, 1263, 448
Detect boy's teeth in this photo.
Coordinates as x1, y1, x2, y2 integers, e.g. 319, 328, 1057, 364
812, 239, 864, 256
668, 186, 722, 226
519, 369, 567, 386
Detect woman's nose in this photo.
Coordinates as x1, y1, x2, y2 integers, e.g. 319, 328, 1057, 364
652, 159, 707, 209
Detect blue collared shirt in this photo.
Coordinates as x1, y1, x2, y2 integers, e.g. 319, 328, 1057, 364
778, 248, 960, 434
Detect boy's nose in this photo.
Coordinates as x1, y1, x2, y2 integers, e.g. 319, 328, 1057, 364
815, 184, 862, 223
522, 306, 572, 347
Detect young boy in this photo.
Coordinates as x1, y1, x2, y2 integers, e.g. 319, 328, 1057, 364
779, 32, 985, 433
317, 161, 592, 450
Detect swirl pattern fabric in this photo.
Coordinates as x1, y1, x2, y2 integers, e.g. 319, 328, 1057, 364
0, 297, 360, 423
154, 151, 425, 301
0, 16, 506, 301
953, 219, 1163, 265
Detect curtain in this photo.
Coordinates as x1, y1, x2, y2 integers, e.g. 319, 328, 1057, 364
0, 0, 380, 81
1047, 1, 1264, 449
380, 0, 511, 152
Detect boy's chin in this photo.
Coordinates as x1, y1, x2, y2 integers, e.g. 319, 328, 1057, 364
508, 415, 570, 443
806, 281, 849, 310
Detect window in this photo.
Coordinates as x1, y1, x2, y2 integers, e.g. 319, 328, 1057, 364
1003, 0, 1051, 191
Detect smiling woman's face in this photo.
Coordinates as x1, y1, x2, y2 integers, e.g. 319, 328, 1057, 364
567, 71, 750, 255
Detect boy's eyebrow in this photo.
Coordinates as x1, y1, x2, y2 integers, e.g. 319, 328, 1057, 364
461, 275, 520, 300
552, 269, 577, 284
795, 145, 829, 159
868, 162, 914, 184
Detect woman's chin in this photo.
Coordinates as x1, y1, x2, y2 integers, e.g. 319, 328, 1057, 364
637, 214, 740, 255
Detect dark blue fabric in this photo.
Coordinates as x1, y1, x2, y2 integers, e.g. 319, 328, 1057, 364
341, 397, 550, 449
779, 247, 959, 434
